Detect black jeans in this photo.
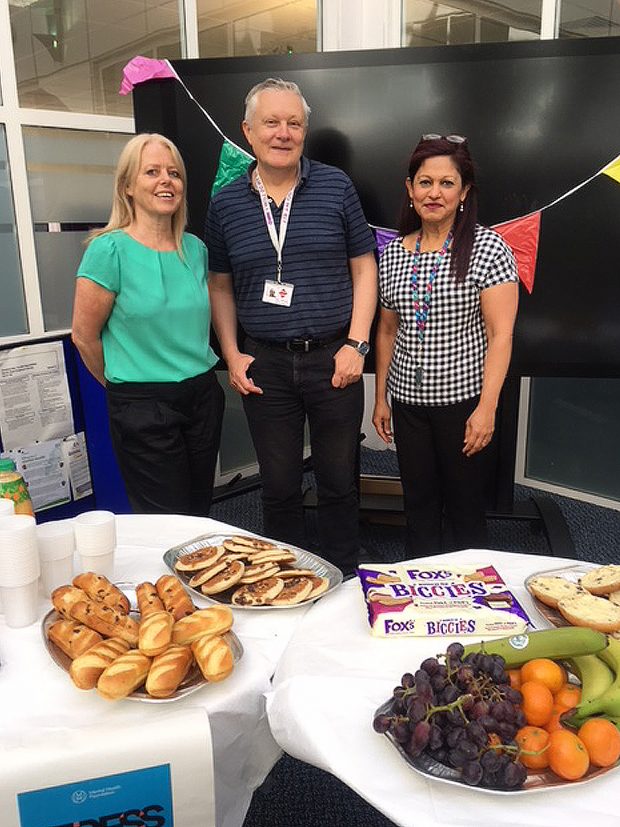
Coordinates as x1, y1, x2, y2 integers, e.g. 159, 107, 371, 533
392, 396, 491, 557
242, 336, 364, 575
106, 369, 225, 516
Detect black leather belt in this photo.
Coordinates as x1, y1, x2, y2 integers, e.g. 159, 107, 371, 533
251, 328, 347, 353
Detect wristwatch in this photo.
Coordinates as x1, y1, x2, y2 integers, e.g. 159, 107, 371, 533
345, 338, 370, 357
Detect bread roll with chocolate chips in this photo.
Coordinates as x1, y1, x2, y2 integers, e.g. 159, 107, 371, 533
72, 572, 130, 615
52, 585, 89, 620
70, 599, 139, 646
47, 619, 102, 659
156, 575, 195, 620
136, 581, 166, 617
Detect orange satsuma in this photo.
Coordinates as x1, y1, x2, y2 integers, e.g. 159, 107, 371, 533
515, 725, 550, 769
577, 718, 620, 767
520, 680, 554, 727
547, 729, 590, 780
520, 658, 567, 694
554, 683, 581, 712
508, 668, 522, 690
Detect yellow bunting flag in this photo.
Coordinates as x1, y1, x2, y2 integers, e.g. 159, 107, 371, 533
601, 156, 620, 184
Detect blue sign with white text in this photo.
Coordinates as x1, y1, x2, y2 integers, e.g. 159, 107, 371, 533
17, 764, 172, 827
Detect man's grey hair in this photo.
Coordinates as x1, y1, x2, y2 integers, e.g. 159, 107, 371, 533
244, 77, 311, 126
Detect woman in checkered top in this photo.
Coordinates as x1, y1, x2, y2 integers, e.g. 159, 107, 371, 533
372, 135, 519, 556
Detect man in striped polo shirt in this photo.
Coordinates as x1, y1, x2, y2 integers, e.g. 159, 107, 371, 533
206, 77, 377, 576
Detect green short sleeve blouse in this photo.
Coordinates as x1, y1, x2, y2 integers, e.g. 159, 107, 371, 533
76, 231, 219, 383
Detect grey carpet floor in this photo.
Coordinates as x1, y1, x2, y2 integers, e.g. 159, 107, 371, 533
209, 447, 619, 827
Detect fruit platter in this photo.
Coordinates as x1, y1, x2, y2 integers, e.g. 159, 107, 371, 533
373, 627, 620, 792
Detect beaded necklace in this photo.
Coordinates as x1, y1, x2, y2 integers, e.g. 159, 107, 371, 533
410, 229, 453, 387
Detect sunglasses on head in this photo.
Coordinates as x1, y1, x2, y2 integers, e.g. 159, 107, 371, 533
421, 134, 467, 144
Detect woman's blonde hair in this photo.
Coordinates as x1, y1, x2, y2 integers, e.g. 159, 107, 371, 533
89, 133, 188, 254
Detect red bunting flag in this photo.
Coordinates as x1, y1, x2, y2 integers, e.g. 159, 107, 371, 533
492, 211, 541, 294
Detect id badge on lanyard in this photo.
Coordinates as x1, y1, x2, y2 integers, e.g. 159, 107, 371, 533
255, 171, 296, 307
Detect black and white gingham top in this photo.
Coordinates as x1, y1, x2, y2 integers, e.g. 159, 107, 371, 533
379, 225, 517, 406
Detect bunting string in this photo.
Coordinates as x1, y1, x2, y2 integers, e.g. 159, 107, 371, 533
119, 55, 620, 294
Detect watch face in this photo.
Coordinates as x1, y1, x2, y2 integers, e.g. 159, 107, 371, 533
358, 341, 370, 356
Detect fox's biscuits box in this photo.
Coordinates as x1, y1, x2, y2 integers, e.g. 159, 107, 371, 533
358, 563, 530, 637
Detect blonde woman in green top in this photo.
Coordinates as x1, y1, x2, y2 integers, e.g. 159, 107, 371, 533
72, 133, 224, 515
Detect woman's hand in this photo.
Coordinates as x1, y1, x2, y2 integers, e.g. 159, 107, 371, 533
373, 399, 393, 444
227, 352, 262, 396
463, 403, 495, 456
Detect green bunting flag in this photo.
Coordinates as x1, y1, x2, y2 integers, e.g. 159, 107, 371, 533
211, 140, 253, 196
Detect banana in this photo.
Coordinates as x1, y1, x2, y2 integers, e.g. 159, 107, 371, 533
568, 654, 615, 706
573, 636, 620, 720
461, 627, 608, 668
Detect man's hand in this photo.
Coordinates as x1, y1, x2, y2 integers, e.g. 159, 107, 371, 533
331, 344, 364, 389
227, 352, 263, 396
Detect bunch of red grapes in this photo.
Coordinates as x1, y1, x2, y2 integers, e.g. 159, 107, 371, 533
373, 642, 528, 789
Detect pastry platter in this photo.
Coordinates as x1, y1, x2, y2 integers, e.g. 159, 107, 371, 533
42, 582, 243, 703
163, 532, 343, 610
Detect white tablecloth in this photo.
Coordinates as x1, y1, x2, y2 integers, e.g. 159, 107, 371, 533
266, 548, 620, 827
0, 514, 311, 827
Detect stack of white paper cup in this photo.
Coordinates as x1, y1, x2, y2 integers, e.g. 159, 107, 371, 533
36, 520, 76, 596
0, 515, 41, 627
74, 510, 116, 579
0, 498, 16, 516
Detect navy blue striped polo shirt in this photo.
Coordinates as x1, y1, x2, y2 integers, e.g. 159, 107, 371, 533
205, 156, 376, 340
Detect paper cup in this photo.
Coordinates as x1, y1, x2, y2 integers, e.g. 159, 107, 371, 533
74, 511, 116, 554
0, 498, 15, 516
40, 556, 74, 597
78, 549, 114, 580
0, 579, 39, 628
0, 515, 40, 587
36, 520, 75, 561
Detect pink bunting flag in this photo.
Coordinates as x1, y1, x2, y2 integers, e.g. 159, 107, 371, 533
492, 211, 541, 294
119, 56, 177, 96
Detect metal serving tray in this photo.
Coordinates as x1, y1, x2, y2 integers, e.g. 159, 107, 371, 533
42, 582, 243, 703
163, 532, 343, 610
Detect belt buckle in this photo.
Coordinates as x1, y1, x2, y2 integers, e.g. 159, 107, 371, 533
287, 338, 312, 352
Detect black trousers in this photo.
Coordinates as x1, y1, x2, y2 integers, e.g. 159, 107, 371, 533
242, 336, 364, 576
106, 370, 225, 516
392, 396, 491, 557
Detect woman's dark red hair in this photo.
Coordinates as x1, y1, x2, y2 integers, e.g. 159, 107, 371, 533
398, 137, 478, 283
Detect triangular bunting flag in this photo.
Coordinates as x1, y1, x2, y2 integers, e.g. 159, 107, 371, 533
493, 211, 541, 294
374, 227, 399, 257
119, 56, 176, 95
211, 141, 253, 196
601, 156, 620, 185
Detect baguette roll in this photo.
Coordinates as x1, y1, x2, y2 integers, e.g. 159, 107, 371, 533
97, 650, 152, 700
156, 575, 195, 620
145, 645, 193, 698
136, 581, 165, 617
47, 619, 103, 659
69, 637, 131, 689
172, 606, 233, 646
70, 599, 139, 646
191, 635, 234, 683
72, 572, 130, 615
52, 585, 89, 620
138, 610, 174, 657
